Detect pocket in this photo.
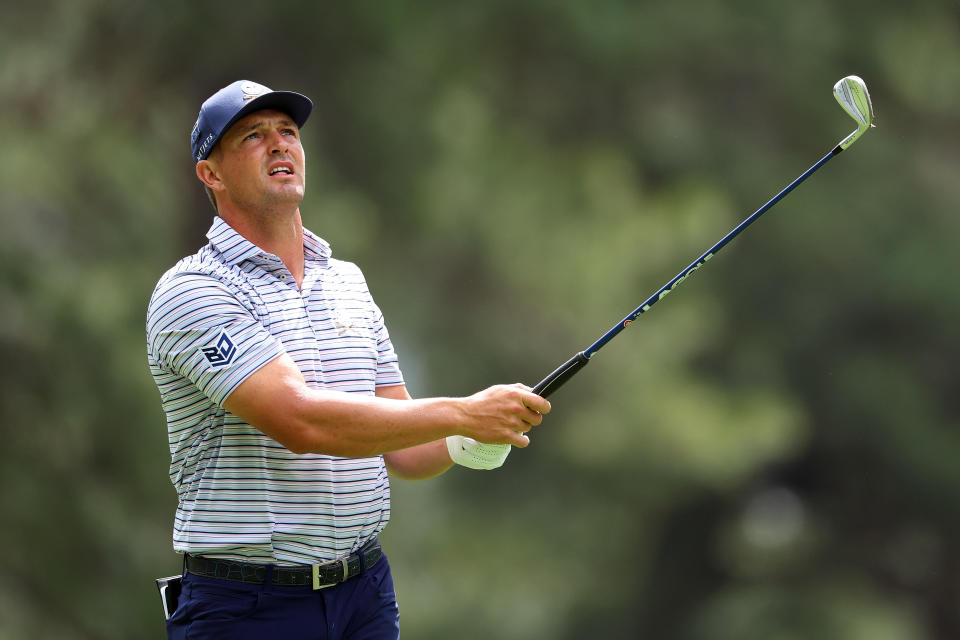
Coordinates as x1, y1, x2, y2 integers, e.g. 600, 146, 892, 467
368, 554, 397, 603
174, 575, 263, 636
347, 555, 400, 638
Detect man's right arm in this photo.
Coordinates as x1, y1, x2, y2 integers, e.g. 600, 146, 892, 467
222, 352, 551, 457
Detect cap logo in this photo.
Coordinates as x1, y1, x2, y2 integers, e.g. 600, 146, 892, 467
240, 81, 271, 101
195, 133, 215, 161
190, 119, 201, 145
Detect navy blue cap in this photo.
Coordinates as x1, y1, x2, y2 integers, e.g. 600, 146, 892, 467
190, 80, 313, 162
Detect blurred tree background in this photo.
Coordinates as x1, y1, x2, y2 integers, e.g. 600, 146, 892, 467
1, 0, 958, 638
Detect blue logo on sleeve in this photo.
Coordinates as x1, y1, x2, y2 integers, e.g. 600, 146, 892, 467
201, 331, 237, 368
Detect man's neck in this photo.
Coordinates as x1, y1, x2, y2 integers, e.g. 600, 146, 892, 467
220, 206, 306, 287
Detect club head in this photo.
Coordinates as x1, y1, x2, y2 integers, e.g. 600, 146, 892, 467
833, 75, 876, 150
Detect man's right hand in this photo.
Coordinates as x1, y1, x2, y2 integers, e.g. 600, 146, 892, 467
458, 384, 551, 447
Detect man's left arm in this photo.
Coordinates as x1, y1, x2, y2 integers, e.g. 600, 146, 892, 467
378, 384, 455, 480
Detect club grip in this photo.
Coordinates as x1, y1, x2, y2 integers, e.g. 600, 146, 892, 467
531, 352, 590, 398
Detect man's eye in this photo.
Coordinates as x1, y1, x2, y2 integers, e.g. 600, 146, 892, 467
245, 132, 260, 141
282, 129, 297, 136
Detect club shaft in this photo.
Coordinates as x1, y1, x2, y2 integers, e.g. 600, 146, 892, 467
532, 146, 842, 398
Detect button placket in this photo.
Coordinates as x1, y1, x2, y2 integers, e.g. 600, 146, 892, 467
298, 268, 326, 386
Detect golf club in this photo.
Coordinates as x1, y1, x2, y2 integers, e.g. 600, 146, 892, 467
531, 75, 876, 398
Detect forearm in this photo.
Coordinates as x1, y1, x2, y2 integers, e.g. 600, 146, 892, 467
379, 384, 455, 479
223, 354, 548, 457
274, 387, 464, 457
384, 439, 454, 480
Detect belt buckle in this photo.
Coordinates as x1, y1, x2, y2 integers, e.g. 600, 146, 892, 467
311, 557, 350, 590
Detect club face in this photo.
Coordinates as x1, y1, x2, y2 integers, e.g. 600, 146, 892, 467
833, 75, 876, 149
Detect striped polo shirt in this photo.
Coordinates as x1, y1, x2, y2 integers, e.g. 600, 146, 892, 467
146, 216, 405, 565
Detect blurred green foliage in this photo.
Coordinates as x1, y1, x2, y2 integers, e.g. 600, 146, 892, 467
2, 1, 958, 638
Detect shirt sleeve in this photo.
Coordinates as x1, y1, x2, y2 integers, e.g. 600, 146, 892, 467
147, 270, 283, 406
371, 301, 405, 387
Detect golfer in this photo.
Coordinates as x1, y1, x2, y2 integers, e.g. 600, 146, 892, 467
147, 80, 550, 639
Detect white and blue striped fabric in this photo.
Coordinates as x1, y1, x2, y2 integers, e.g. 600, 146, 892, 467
146, 217, 404, 565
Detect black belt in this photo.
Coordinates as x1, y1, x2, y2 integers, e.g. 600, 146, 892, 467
184, 537, 382, 590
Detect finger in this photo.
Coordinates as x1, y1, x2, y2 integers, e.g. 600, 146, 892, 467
504, 384, 551, 415
512, 417, 533, 433
477, 429, 528, 446
520, 407, 543, 427
510, 431, 530, 448
519, 392, 551, 416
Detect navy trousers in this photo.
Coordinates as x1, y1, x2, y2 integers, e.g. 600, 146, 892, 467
166, 554, 399, 639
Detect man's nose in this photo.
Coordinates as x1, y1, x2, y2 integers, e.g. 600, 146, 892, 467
268, 131, 288, 153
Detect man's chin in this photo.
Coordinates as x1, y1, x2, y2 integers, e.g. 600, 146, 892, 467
265, 187, 305, 207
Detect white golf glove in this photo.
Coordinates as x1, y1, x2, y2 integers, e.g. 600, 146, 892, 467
446, 435, 511, 470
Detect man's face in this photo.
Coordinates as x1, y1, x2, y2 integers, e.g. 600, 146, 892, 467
208, 109, 306, 213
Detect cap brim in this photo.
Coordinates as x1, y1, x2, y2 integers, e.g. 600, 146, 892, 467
233, 90, 313, 129
206, 91, 313, 159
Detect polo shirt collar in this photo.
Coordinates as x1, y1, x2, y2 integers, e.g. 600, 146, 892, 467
206, 216, 332, 266
302, 227, 331, 263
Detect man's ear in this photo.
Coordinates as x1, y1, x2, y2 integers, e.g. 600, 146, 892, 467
196, 159, 224, 191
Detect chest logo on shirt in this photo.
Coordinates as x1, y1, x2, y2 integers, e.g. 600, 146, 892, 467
332, 310, 359, 336
201, 330, 238, 368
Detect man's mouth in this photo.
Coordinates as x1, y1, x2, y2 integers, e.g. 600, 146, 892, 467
268, 163, 295, 176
